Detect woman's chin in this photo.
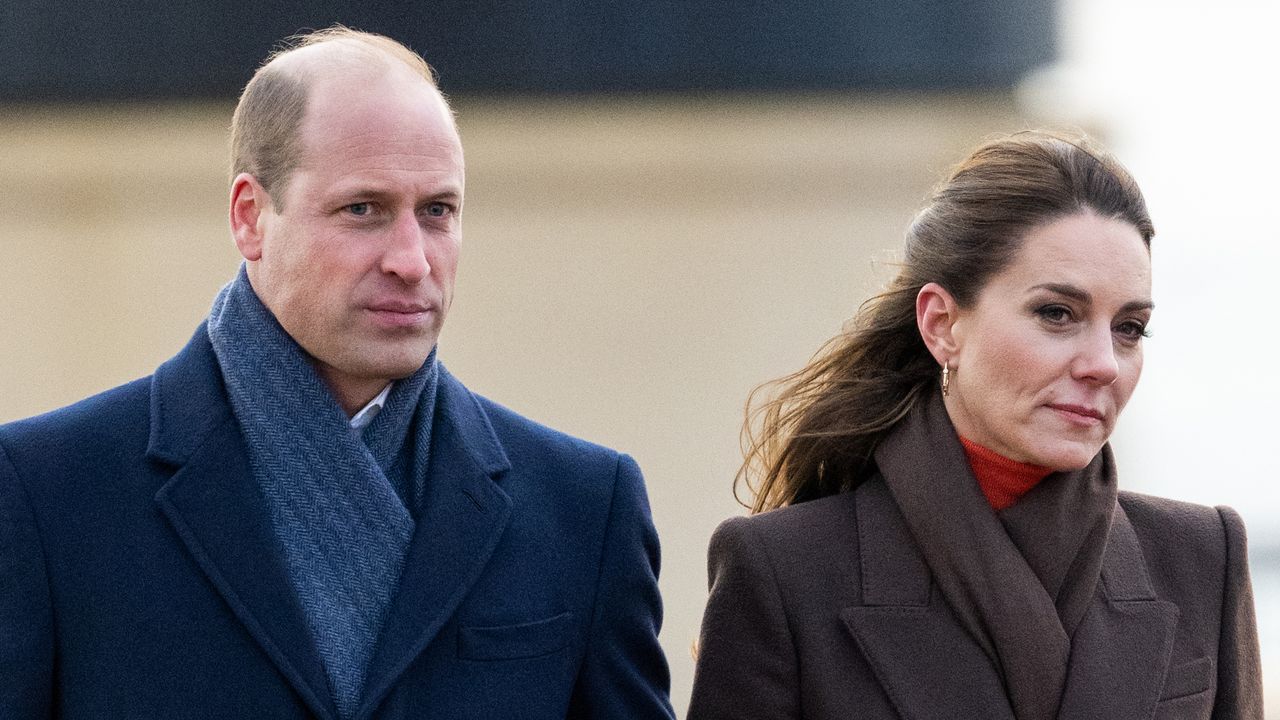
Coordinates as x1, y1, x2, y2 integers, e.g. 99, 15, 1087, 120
1031, 441, 1104, 473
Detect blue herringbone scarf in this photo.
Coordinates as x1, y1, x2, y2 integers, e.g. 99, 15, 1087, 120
207, 266, 437, 719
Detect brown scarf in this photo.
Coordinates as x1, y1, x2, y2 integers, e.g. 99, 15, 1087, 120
873, 390, 1117, 720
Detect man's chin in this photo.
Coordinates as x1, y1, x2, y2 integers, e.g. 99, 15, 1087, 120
369, 349, 438, 381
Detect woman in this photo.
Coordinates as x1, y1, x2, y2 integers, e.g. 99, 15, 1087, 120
688, 131, 1263, 720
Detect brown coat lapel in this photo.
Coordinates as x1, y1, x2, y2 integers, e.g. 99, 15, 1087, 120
1056, 509, 1179, 719
861, 390, 1183, 720
842, 478, 1016, 720
874, 392, 1071, 720
842, 479, 1179, 720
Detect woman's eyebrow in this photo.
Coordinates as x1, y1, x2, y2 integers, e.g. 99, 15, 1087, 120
1029, 283, 1154, 313
1029, 282, 1091, 303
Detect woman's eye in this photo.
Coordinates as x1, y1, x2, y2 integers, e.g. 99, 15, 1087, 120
425, 202, 450, 217
1115, 321, 1150, 341
346, 202, 371, 216
1036, 305, 1072, 324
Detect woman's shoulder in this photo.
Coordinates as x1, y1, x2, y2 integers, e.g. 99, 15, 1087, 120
707, 490, 868, 589
712, 490, 860, 548
1117, 490, 1248, 602
1118, 490, 1243, 549
706, 490, 866, 613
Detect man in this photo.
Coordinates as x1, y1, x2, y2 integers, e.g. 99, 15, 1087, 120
0, 28, 673, 720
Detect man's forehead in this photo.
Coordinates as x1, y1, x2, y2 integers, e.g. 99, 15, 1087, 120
295, 58, 456, 138
287, 77, 463, 188
303, 82, 458, 147
272, 38, 450, 119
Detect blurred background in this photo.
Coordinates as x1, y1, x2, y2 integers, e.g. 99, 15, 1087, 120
1, 0, 1275, 715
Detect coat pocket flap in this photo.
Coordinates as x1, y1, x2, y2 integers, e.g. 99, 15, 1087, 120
458, 611, 575, 660
1158, 656, 1213, 701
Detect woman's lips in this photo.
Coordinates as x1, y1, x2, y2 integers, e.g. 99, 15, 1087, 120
1047, 403, 1105, 425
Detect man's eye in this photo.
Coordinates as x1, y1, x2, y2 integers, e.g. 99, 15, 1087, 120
426, 202, 449, 217
347, 203, 371, 216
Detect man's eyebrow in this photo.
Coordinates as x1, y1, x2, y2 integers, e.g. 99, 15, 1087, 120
329, 184, 391, 199
330, 184, 463, 201
1029, 283, 1154, 312
426, 187, 464, 201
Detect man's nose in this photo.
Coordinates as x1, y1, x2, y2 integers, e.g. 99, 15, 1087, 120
380, 212, 431, 283
1071, 326, 1119, 386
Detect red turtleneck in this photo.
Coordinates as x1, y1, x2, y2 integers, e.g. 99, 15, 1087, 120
959, 436, 1053, 511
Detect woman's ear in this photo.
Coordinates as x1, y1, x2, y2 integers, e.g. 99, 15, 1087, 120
916, 282, 963, 366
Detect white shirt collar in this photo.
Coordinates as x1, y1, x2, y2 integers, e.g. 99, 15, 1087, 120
349, 383, 393, 431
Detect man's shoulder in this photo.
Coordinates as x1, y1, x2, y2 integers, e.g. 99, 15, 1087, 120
439, 369, 625, 478
0, 376, 158, 505
438, 369, 643, 524
1, 324, 217, 458
465, 383, 620, 462
0, 376, 154, 458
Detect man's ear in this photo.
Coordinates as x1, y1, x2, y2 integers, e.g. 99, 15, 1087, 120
916, 281, 964, 366
229, 173, 272, 262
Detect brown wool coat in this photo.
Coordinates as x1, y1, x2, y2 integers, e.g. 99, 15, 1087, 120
689, 398, 1263, 720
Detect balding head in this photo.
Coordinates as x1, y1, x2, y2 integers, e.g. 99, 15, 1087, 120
226, 27, 465, 414
229, 27, 450, 207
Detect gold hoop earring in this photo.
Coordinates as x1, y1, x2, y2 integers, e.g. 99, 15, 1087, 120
941, 362, 951, 396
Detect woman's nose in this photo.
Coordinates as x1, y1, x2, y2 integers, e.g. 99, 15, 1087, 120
1071, 327, 1119, 386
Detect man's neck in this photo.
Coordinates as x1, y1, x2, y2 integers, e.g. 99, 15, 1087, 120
317, 367, 392, 417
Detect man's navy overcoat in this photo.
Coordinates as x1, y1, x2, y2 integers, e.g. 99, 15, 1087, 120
0, 327, 674, 719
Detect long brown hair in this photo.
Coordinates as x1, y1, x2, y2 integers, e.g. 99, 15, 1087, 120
738, 131, 1155, 513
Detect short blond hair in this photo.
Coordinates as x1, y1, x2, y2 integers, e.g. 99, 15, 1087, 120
228, 26, 442, 205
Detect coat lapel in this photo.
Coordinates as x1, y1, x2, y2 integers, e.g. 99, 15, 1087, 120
1056, 506, 1178, 720
356, 367, 513, 720
842, 480, 1017, 720
874, 392, 1072, 720
150, 328, 338, 720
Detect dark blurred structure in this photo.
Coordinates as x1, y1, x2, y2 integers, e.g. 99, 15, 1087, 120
0, 0, 1054, 100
